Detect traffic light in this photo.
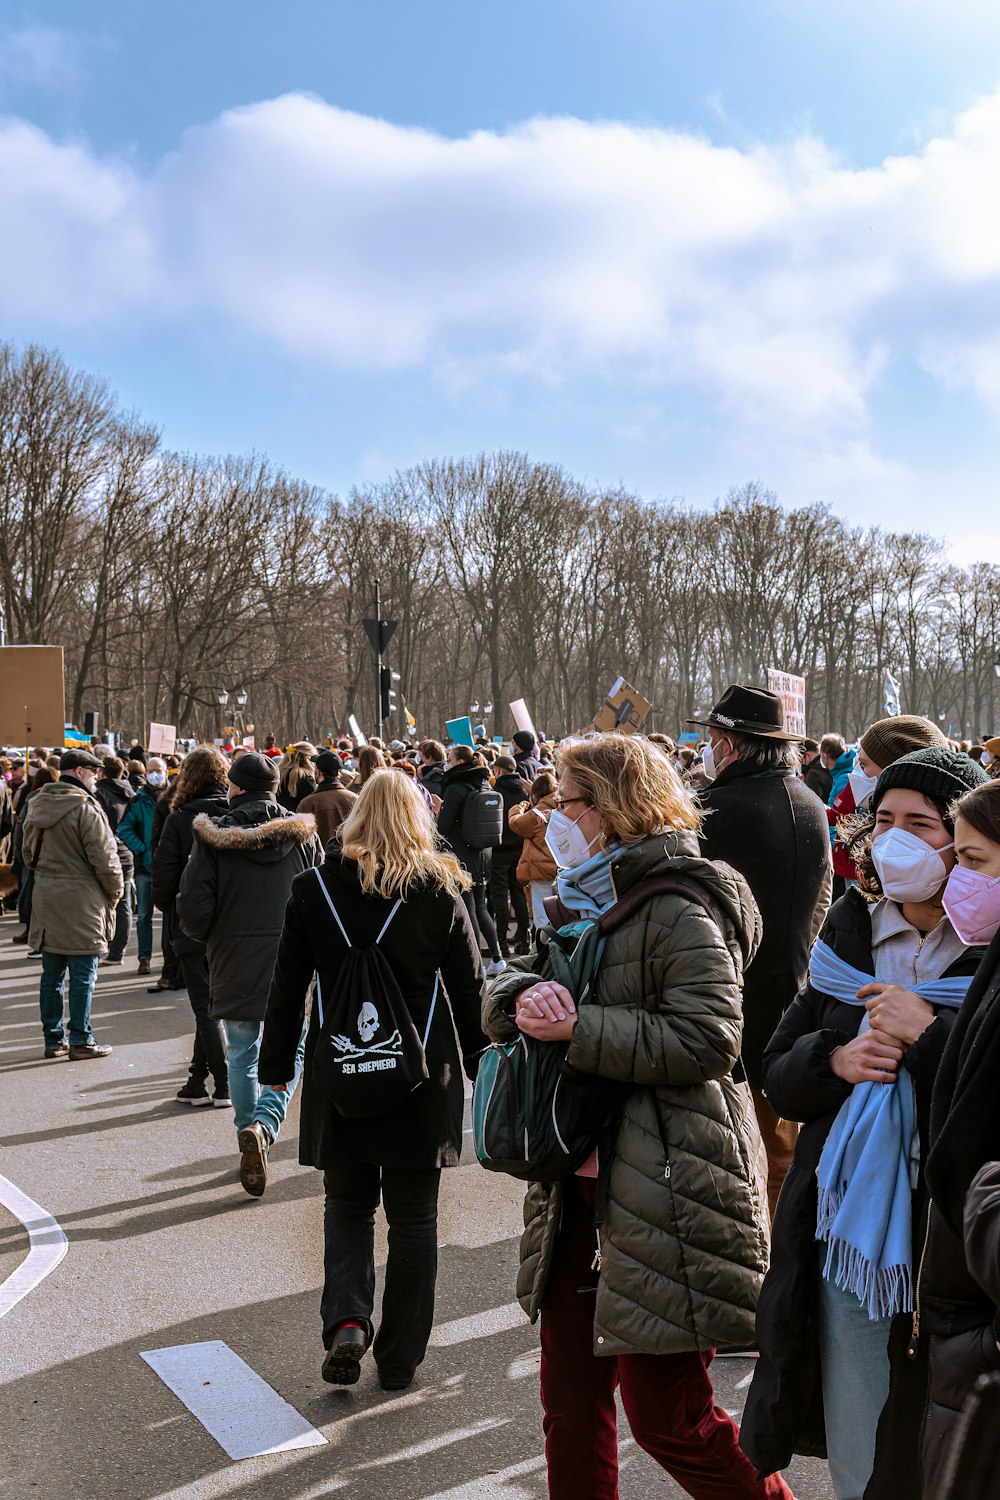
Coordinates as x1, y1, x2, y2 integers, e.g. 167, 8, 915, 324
380, 666, 399, 720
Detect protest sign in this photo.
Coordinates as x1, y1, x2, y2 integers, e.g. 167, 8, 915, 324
445, 715, 475, 748
678, 731, 700, 744
148, 722, 177, 755
0, 645, 65, 744
242, 734, 255, 750
582, 676, 652, 736
348, 714, 368, 746
766, 669, 807, 737
509, 698, 537, 738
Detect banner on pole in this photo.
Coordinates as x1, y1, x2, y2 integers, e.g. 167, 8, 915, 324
148, 722, 177, 755
766, 669, 807, 737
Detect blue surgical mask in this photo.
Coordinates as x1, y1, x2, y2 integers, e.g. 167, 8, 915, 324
146, 771, 166, 788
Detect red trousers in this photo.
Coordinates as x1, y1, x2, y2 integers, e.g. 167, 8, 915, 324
538, 1181, 794, 1500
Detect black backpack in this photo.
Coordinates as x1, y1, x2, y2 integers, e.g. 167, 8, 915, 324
310, 868, 437, 1118
472, 876, 726, 1182
460, 785, 503, 850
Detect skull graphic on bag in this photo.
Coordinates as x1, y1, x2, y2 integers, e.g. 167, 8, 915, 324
357, 1001, 380, 1045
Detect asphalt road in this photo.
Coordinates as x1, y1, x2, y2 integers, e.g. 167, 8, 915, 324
0, 909, 834, 1500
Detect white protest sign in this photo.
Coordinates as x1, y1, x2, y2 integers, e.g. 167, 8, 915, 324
148, 722, 177, 755
348, 713, 368, 746
509, 698, 537, 738
766, 670, 806, 737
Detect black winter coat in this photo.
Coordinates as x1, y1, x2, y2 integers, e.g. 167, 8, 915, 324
514, 750, 543, 783
150, 787, 229, 947
698, 760, 832, 1088
740, 890, 984, 1482
176, 794, 322, 1021
258, 848, 488, 1169
493, 772, 529, 851
437, 763, 493, 879
94, 777, 136, 880
917, 929, 1000, 1496
419, 763, 445, 800
278, 774, 317, 812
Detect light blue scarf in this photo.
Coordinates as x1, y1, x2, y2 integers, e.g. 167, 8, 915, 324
811, 939, 970, 1319
556, 844, 623, 921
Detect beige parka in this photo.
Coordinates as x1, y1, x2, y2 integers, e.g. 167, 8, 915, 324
22, 780, 123, 955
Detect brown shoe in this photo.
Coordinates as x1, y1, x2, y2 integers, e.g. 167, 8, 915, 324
44, 1044, 69, 1059
237, 1123, 270, 1198
137, 958, 152, 976
68, 1042, 113, 1060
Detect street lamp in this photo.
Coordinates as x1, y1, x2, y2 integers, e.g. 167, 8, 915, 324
217, 689, 230, 708
470, 701, 480, 716
236, 689, 248, 709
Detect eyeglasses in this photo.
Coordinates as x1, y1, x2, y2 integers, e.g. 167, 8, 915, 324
553, 797, 589, 812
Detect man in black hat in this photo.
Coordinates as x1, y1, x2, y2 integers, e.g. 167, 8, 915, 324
177, 751, 322, 1197
690, 685, 832, 1219
511, 730, 542, 783
297, 751, 357, 847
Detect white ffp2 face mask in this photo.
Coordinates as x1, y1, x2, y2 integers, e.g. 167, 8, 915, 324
848, 768, 879, 807
871, 826, 953, 902
544, 809, 601, 869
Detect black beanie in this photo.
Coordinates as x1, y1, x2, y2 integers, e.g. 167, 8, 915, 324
228, 751, 279, 794
512, 730, 536, 754
871, 747, 988, 813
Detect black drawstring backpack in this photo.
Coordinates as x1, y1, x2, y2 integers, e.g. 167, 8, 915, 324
311, 868, 438, 1118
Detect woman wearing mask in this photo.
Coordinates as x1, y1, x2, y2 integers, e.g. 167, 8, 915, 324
257, 771, 487, 1391
741, 748, 988, 1500
484, 734, 788, 1500
892, 780, 1000, 1494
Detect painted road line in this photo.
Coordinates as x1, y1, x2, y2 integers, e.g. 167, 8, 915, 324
0, 1172, 68, 1319
428, 1300, 524, 1346
140, 1341, 327, 1460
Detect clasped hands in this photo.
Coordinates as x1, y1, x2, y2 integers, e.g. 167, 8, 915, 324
514, 980, 577, 1043
829, 983, 936, 1085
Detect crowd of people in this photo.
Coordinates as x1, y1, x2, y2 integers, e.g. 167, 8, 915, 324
4, 697, 1000, 1498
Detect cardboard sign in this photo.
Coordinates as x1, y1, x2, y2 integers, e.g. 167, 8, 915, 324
509, 698, 537, 738
582, 676, 652, 736
766, 669, 807, 738
445, 715, 475, 749
148, 722, 177, 756
678, 731, 700, 744
242, 734, 255, 750
347, 714, 368, 746
0, 646, 65, 743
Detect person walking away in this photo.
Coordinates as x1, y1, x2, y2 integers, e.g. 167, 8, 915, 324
509, 770, 558, 937
490, 755, 531, 957
296, 751, 357, 847
258, 770, 487, 1389
437, 745, 505, 976
692, 684, 832, 1218
801, 738, 832, 802
512, 729, 543, 783
277, 744, 318, 812
149, 772, 185, 993
119, 756, 169, 977
21, 750, 123, 1059
94, 756, 136, 966
152, 746, 231, 1108
483, 733, 788, 1500
740, 748, 988, 1500
177, 752, 322, 1193
417, 740, 447, 804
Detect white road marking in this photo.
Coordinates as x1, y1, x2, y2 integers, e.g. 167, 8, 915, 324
140, 1341, 327, 1461
735, 1370, 755, 1390
429, 1301, 525, 1346
0, 1172, 68, 1319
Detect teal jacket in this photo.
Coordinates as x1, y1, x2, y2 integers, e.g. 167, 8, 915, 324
119, 784, 160, 873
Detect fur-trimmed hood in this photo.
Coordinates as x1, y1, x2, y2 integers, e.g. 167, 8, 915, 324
192, 806, 317, 864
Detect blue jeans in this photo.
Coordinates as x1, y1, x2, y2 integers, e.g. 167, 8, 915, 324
134, 870, 153, 961
817, 1272, 893, 1500
39, 953, 100, 1047
222, 1019, 306, 1139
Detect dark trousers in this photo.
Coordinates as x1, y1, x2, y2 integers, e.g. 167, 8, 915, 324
109, 879, 133, 961
462, 880, 501, 962
321, 1162, 441, 1382
161, 907, 183, 985
490, 845, 530, 953
539, 1181, 793, 1500
179, 948, 228, 1090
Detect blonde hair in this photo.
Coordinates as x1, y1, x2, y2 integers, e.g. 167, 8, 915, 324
339, 770, 471, 899
281, 746, 316, 799
556, 733, 700, 844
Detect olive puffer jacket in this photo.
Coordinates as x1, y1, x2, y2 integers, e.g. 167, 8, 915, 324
483, 830, 769, 1357
22, 779, 124, 956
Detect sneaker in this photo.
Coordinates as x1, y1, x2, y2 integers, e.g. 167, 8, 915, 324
176, 1079, 212, 1107
322, 1323, 367, 1385
211, 1091, 233, 1110
485, 959, 507, 978
148, 978, 184, 993
137, 958, 152, 976
68, 1042, 113, 1060
43, 1044, 69, 1059
237, 1122, 270, 1198
101, 957, 124, 967
27, 949, 42, 959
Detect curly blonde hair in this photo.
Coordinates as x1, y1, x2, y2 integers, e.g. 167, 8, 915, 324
555, 733, 700, 844
339, 770, 471, 899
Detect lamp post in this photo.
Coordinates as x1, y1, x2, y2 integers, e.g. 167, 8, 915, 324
217, 689, 229, 743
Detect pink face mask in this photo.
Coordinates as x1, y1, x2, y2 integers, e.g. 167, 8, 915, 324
943, 865, 1000, 946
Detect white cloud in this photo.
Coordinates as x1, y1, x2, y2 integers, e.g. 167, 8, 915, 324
0, 89, 999, 456
0, 24, 81, 89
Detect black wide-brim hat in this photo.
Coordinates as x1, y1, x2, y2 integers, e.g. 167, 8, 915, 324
688, 684, 805, 742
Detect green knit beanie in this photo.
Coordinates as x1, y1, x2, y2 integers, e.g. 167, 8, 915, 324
871, 747, 988, 813
860, 715, 948, 771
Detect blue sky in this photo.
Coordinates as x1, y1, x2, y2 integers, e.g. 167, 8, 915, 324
2, 1, 1000, 558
